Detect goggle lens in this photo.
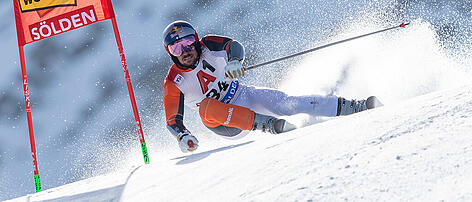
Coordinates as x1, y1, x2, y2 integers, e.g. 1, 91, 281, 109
168, 35, 196, 56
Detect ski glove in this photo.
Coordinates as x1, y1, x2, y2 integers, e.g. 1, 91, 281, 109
177, 131, 199, 153
225, 60, 245, 79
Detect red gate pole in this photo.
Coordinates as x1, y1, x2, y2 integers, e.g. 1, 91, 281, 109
110, 17, 150, 164
18, 45, 42, 192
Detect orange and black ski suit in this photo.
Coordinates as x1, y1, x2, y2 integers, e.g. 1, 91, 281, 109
163, 35, 253, 137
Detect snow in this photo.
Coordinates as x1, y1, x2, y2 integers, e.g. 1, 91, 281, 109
7, 85, 472, 201
1, 0, 472, 200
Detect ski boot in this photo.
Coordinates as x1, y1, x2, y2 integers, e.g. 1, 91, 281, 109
252, 113, 296, 134
337, 96, 383, 116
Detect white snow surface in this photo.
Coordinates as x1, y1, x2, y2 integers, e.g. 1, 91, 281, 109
7, 85, 472, 201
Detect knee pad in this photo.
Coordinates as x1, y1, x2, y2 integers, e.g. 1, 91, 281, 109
199, 97, 255, 130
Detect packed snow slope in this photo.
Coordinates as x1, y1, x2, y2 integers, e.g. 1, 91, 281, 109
8, 85, 472, 201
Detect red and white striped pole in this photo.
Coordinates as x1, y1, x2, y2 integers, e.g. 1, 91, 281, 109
18, 45, 42, 192
109, 8, 150, 164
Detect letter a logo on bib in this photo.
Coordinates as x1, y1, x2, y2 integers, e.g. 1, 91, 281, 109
197, 70, 216, 94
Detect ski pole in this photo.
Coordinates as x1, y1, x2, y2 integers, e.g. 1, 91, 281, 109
245, 22, 409, 70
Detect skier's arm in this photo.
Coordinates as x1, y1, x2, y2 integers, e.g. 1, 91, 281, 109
201, 35, 246, 78
201, 35, 245, 62
163, 79, 199, 152
225, 39, 245, 63
163, 79, 187, 136
224, 40, 245, 78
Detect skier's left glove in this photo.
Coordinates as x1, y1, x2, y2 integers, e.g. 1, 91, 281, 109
177, 131, 199, 153
225, 60, 245, 79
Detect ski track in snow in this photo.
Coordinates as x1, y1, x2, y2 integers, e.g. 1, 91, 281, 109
7, 85, 472, 201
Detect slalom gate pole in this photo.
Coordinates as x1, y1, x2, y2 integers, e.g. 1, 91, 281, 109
18, 45, 42, 192
110, 17, 150, 164
245, 22, 410, 70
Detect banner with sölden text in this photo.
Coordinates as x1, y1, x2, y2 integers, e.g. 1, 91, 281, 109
13, 0, 114, 46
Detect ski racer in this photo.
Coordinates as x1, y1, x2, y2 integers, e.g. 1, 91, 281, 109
162, 20, 381, 153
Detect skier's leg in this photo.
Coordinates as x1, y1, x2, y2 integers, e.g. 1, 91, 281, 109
199, 97, 295, 135
231, 85, 338, 117
199, 97, 255, 130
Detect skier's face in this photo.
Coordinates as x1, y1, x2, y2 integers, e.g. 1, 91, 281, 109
177, 47, 197, 66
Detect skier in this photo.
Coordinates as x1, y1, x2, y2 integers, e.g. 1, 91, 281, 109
162, 20, 381, 153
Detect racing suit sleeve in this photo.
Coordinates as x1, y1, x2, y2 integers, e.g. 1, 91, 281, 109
201, 35, 245, 62
163, 78, 187, 137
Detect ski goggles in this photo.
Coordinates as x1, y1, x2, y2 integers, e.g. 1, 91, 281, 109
167, 35, 196, 57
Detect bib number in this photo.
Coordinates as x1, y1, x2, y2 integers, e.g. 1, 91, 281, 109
206, 81, 229, 100
196, 60, 229, 100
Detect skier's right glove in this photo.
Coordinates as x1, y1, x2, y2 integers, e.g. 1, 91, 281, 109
176, 131, 199, 153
